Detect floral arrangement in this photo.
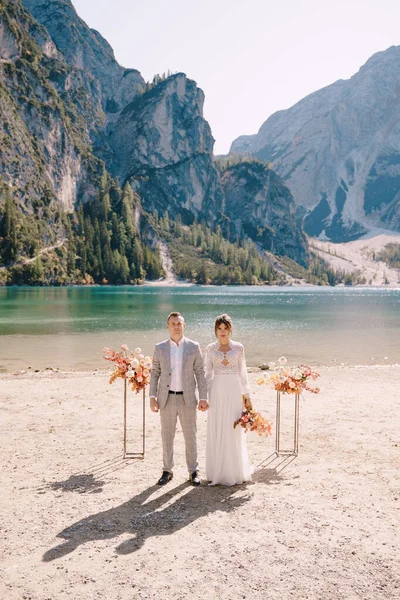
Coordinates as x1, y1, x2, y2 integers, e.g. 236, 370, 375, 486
234, 408, 272, 437
257, 356, 320, 394
103, 345, 152, 393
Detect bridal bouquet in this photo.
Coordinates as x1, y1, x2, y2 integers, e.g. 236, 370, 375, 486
257, 357, 320, 394
234, 408, 272, 437
103, 345, 152, 393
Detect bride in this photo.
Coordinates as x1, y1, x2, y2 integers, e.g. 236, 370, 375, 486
205, 314, 253, 486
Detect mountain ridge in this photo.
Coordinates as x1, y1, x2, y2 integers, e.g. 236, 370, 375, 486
0, 0, 309, 285
231, 45, 400, 242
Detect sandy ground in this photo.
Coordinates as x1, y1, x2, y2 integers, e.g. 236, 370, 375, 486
311, 234, 400, 286
1, 366, 399, 600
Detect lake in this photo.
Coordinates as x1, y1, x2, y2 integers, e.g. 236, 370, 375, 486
0, 285, 399, 372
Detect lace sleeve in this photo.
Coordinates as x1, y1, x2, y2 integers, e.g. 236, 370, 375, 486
204, 344, 214, 392
238, 344, 251, 395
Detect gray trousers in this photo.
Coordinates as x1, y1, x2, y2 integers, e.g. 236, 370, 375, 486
160, 393, 198, 474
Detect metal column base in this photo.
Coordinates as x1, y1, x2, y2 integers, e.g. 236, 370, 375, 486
123, 380, 146, 459
275, 391, 300, 456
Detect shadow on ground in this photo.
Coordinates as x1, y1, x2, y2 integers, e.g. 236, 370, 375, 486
43, 472, 285, 561
39, 456, 133, 494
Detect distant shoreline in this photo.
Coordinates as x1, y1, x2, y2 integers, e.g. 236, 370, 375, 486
1, 280, 400, 288
1, 286, 399, 373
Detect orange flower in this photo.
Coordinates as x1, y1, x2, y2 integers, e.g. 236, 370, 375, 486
104, 346, 153, 394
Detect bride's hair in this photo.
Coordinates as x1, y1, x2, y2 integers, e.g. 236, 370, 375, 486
214, 313, 232, 335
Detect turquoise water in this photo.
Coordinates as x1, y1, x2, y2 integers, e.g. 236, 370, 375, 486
0, 285, 399, 371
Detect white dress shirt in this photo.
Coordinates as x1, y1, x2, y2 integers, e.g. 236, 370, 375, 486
170, 337, 184, 392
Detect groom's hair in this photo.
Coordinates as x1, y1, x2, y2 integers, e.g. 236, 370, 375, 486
167, 311, 184, 323
215, 313, 232, 334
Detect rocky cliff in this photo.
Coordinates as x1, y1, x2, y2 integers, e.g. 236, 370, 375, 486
22, 0, 145, 116
0, 0, 106, 219
110, 73, 225, 222
220, 160, 308, 265
0, 0, 309, 277
2, 0, 224, 224
231, 46, 400, 242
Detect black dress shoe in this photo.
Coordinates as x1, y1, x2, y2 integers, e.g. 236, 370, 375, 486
189, 471, 201, 486
157, 471, 173, 485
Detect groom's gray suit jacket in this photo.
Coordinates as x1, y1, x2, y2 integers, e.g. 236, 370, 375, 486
149, 337, 207, 409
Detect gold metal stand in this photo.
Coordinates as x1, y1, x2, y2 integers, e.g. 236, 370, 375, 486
275, 391, 300, 456
123, 380, 146, 459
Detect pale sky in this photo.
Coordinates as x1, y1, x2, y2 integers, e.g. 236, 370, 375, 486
72, 0, 400, 154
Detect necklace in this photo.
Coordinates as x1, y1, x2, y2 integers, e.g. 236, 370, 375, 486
218, 342, 231, 366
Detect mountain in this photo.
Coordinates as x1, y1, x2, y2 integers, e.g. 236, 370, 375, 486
109, 73, 225, 223
22, 0, 144, 115
0, 0, 309, 284
9, 0, 224, 225
219, 159, 308, 265
1, 0, 107, 213
21, 0, 223, 224
231, 46, 400, 242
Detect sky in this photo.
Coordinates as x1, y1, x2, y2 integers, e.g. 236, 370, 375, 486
72, 0, 400, 155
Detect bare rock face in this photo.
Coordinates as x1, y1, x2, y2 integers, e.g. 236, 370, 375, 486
2, 0, 224, 225
0, 0, 308, 265
0, 19, 21, 60
231, 46, 400, 241
220, 161, 308, 265
0, 0, 103, 215
15, 1, 224, 224
21, 0, 145, 115
110, 73, 224, 221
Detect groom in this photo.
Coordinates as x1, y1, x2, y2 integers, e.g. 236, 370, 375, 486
149, 312, 208, 486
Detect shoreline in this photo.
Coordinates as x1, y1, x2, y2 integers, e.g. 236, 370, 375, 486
1, 362, 400, 379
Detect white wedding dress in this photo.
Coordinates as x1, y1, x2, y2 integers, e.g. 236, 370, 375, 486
205, 340, 252, 486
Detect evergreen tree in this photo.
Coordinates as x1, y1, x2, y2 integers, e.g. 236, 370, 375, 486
122, 184, 136, 234
196, 263, 209, 284
120, 255, 130, 283
32, 256, 44, 284
0, 189, 18, 264
101, 193, 111, 221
